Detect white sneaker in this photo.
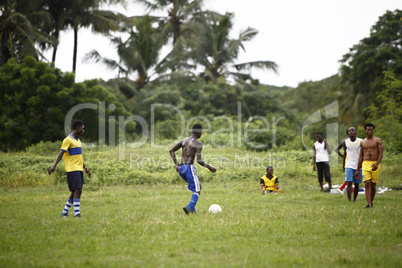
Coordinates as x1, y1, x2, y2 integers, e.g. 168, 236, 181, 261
337, 188, 344, 194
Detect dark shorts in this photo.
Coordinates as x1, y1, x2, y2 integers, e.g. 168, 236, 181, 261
316, 162, 331, 183
67, 171, 84, 191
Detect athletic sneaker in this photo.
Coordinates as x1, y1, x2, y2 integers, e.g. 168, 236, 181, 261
337, 188, 344, 194
74, 213, 81, 218
365, 204, 371, 209
183, 206, 196, 214
370, 203, 373, 208
61, 212, 68, 217
323, 188, 331, 193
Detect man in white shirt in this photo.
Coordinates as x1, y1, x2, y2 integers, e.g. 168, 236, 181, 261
339, 127, 362, 201
313, 132, 332, 192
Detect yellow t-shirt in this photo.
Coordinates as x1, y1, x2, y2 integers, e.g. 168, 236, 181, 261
60, 134, 84, 172
260, 175, 278, 192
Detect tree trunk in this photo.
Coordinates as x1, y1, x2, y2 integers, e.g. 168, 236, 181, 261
72, 24, 78, 74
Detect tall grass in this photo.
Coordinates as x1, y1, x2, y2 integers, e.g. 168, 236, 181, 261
0, 142, 400, 266
0, 183, 400, 267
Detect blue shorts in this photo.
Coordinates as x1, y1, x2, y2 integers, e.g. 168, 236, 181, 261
67, 171, 84, 191
178, 165, 200, 192
345, 168, 362, 184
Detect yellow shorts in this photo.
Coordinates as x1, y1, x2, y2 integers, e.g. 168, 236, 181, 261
362, 161, 381, 183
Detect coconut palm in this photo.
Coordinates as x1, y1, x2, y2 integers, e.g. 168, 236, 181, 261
84, 15, 164, 89
65, 0, 125, 73
0, 1, 53, 65
134, 0, 202, 45
193, 12, 278, 82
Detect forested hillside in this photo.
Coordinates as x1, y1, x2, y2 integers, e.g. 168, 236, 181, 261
1, 1, 401, 152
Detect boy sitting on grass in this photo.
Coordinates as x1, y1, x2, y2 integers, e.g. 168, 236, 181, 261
260, 166, 283, 194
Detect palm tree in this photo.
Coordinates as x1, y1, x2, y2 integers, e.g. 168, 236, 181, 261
0, 1, 53, 65
192, 12, 278, 82
66, 0, 125, 73
84, 15, 164, 89
134, 0, 202, 45
38, 0, 72, 63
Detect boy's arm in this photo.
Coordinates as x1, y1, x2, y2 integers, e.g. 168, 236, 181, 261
169, 141, 183, 172
259, 178, 265, 194
372, 138, 383, 171
196, 145, 216, 172
275, 177, 279, 190
342, 142, 347, 172
313, 145, 316, 171
335, 141, 345, 158
325, 141, 332, 155
49, 150, 64, 175
83, 163, 92, 178
355, 141, 364, 179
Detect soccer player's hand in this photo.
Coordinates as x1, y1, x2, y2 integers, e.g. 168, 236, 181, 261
85, 167, 92, 178
355, 172, 360, 180
48, 167, 55, 175
209, 166, 217, 173
313, 165, 316, 171
371, 163, 378, 171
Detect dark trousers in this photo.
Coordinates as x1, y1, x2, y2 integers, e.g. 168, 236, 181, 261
316, 162, 331, 182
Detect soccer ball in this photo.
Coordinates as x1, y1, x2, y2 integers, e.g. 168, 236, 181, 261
209, 204, 222, 214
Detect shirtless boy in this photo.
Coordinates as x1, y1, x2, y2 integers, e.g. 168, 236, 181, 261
169, 124, 216, 214
355, 123, 383, 208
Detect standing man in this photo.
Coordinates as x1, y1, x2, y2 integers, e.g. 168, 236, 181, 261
313, 132, 332, 192
339, 127, 363, 201
49, 121, 91, 217
169, 124, 216, 214
335, 128, 352, 194
356, 123, 383, 208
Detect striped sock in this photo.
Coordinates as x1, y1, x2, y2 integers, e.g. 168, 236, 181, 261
62, 198, 73, 215
73, 198, 80, 216
188, 192, 199, 210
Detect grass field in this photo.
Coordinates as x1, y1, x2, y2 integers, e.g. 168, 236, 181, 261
0, 145, 401, 267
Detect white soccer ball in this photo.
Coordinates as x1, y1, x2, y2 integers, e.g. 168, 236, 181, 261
209, 204, 222, 214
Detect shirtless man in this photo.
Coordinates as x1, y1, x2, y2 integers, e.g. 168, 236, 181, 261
356, 123, 383, 208
169, 124, 216, 214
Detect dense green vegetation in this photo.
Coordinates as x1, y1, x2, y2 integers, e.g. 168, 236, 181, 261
1, 4, 401, 266
1, 3, 401, 152
0, 143, 401, 267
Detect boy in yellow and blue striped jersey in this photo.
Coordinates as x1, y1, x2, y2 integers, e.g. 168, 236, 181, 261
49, 121, 91, 217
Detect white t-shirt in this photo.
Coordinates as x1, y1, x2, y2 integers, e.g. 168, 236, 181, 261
314, 141, 329, 162
345, 138, 362, 169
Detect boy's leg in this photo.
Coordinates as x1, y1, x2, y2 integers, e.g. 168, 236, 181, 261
323, 162, 331, 191
74, 188, 82, 217
353, 183, 359, 201
61, 192, 74, 216
316, 163, 324, 191
346, 181, 353, 201
186, 191, 200, 212
364, 180, 372, 207
370, 182, 377, 205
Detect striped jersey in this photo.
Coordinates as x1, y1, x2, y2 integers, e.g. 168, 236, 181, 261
60, 134, 84, 172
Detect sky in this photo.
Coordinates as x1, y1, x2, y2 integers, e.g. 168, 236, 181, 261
45, 0, 401, 88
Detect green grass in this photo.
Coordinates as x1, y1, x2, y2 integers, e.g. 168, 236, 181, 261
0, 145, 401, 267
0, 183, 401, 267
